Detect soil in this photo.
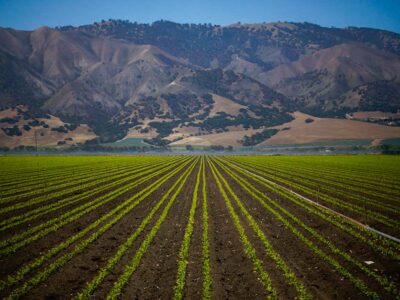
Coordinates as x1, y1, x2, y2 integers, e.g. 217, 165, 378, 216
232, 160, 400, 237
212, 160, 399, 299
0, 157, 398, 299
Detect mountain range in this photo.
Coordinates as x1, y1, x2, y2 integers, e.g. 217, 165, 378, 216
1, 19, 400, 148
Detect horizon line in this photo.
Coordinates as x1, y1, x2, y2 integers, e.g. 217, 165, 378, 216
2, 19, 399, 34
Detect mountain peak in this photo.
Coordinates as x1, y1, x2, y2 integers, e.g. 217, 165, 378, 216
34, 25, 52, 33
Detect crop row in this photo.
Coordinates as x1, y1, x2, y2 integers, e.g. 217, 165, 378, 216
227, 156, 400, 197
225, 157, 400, 232
0, 156, 154, 192
1, 155, 398, 299
214, 157, 398, 297
208, 158, 309, 299
0, 157, 184, 232
220, 157, 400, 257
2, 157, 195, 299
0, 157, 180, 212
0, 161, 135, 200
0, 157, 191, 256
226, 157, 400, 212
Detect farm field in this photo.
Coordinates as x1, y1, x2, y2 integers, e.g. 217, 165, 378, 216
0, 155, 399, 299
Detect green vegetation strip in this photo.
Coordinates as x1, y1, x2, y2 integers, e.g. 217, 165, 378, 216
228, 156, 400, 202
0, 157, 154, 197
227, 158, 400, 229
105, 159, 198, 300
173, 158, 203, 300
229, 158, 399, 213
222, 157, 400, 258
0, 157, 182, 232
0, 161, 98, 190
0, 159, 162, 211
239, 157, 400, 195
208, 160, 277, 299
2, 158, 194, 299
0, 162, 134, 203
209, 158, 309, 300
75, 158, 198, 299
0, 157, 190, 256
201, 157, 212, 300
215, 157, 396, 298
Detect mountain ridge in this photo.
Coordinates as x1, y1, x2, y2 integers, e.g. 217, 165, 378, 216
1, 20, 400, 147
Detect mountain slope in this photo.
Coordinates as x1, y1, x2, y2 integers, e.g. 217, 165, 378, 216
0, 27, 192, 123
70, 20, 400, 67
0, 20, 400, 147
262, 43, 400, 112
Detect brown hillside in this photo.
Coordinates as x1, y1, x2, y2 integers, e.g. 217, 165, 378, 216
261, 112, 400, 145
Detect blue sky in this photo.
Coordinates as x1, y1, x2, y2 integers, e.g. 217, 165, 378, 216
0, 0, 399, 32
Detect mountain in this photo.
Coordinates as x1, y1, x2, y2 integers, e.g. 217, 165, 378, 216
0, 20, 400, 148
263, 43, 400, 113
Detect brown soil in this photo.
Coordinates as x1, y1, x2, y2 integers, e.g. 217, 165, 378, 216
0, 165, 163, 239
0, 167, 178, 282
0, 158, 398, 300
204, 162, 268, 299
114, 164, 199, 299
234, 161, 400, 236
213, 161, 398, 299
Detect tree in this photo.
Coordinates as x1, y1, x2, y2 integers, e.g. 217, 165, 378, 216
305, 118, 314, 123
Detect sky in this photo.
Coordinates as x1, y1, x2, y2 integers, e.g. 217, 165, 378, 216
0, 0, 399, 33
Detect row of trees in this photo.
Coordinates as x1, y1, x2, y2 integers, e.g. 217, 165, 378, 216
185, 145, 233, 151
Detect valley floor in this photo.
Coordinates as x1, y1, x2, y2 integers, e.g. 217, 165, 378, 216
0, 155, 399, 299
168, 112, 400, 148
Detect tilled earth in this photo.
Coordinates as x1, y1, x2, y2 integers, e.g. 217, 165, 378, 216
0, 156, 399, 299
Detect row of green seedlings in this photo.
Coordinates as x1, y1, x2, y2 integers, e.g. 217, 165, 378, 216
215, 157, 398, 298
0, 160, 181, 226
227, 158, 400, 229
229, 158, 400, 212
239, 157, 400, 198
0, 156, 173, 202
0, 161, 109, 196
0, 157, 192, 257
0, 156, 143, 182
1, 158, 196, 299
0, 157, 143, 193
201, 157, 212, 300
173, 157, 212, 300
236, 157, 400, 206
0, 156, 190, 249
222, 157, 400, 259
0, 158, 165, 210
0, 157, 171, 196
0, 160, 98, 189
0, 161, 143, 203
173, 158, 203, 299
1, 159, 137, 199
227, 157, 400, 214
0, 157, 184, 232
76, 158, 199, 300
208, 158, 309, 300
230, 156, 400, 197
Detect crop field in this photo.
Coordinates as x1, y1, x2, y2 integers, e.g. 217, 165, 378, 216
0, 155, 399, 299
